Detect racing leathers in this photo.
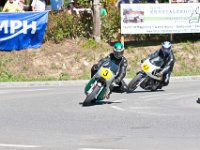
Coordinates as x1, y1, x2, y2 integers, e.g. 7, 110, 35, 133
91, 53, 128, 93
145, 48, 175, 86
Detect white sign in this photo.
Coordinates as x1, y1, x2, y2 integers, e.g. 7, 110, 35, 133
121, 4, 200, 34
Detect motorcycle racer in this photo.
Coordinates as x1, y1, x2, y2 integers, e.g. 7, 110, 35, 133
143, 41, 176, 87
91, 42, 128, 97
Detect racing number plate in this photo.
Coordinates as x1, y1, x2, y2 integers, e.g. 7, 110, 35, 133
141, 62, 150, 72
100, 68, 113, 79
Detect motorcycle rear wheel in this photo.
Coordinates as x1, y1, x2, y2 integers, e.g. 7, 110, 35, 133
128, 74, 143, 92
83, 85, 101, 106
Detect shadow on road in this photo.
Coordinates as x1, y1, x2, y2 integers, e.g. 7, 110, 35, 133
79, 101, 122, 107
127, 89, 165, 94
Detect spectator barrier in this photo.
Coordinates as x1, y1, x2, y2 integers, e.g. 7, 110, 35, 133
0, 11, 48, 51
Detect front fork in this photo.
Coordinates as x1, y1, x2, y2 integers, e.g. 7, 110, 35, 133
95, 82, 104, 99
137, 71, 146, 87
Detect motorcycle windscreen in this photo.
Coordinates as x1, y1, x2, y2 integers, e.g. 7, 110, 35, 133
150, 56, 164, 67
102, 59, 119, 74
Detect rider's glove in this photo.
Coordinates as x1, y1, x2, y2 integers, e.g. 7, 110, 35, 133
157, 72, 163, 78
93, 64, 99, 70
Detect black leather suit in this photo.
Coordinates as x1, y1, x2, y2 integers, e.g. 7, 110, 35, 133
147, 48, 175, 86
91, 53, 128, 92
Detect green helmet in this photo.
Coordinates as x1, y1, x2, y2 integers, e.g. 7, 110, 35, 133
113, 42, 124, 59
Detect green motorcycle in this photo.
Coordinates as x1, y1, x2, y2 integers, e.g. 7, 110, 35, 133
83, 58, 119, 106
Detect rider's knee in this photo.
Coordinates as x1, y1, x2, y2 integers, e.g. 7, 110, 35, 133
91, 64, 99, 78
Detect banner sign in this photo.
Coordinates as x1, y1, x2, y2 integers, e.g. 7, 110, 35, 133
0, 11, 48, 51
121, 4, 200, 34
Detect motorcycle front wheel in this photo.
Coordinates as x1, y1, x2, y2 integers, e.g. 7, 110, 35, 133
128, 73, 143, 92
83, 85, 101, 106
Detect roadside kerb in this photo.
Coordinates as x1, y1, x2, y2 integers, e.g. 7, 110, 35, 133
0, 76, 200, 88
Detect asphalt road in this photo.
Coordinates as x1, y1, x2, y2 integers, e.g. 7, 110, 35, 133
0, 79, 200, 150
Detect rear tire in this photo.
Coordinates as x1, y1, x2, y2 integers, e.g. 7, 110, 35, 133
128, 74, 143, 92
83, 85, 101, 106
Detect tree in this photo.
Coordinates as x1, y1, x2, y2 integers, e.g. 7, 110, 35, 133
92, 0, 101, 42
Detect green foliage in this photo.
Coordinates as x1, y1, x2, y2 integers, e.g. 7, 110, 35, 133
64, 0, 91, 7
45, 11, 92, 43
0, 70, 13, 80
101, 7, 120, 42
77, 0, 91, 7
81, 39, 98, 48
64, 0, 69, 5
0, 58, 13, 81
45, 4, 121, 43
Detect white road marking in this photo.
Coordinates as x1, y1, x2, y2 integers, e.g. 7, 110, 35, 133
0, 143, 41, 148
23, 89, 49, 92
130, 106, 159, 109
112, 99, 127, 103
111, 106, 125, 111
0, 89, 49, 94
141, 93, 177, 99
0, 91, 8, 94
134, 111, 173, 116
130, 107, 173, 116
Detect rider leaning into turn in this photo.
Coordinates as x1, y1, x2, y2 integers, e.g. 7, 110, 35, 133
91, 42, 128, 96
144, 41, 176, 86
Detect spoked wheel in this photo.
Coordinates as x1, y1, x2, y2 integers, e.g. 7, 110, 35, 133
83, 85, 101, 106
128, 74, 143, 92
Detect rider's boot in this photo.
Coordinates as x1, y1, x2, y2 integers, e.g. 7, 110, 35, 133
105, 88, 112, 99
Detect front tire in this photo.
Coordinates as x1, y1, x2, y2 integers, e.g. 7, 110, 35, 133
83, 85, 101, 106
128, 74, 143, 92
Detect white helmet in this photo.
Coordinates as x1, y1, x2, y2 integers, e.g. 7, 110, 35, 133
162, 41, 171, 56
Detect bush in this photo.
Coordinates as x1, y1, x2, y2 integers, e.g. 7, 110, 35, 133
45, 11, 92, 42
44, 3, 200, 43
101, 6, 120, 42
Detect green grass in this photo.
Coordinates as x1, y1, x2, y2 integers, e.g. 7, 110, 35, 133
0, 40, 200, 82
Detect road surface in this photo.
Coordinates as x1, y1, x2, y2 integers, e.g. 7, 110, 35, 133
0, 79, 200, 150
